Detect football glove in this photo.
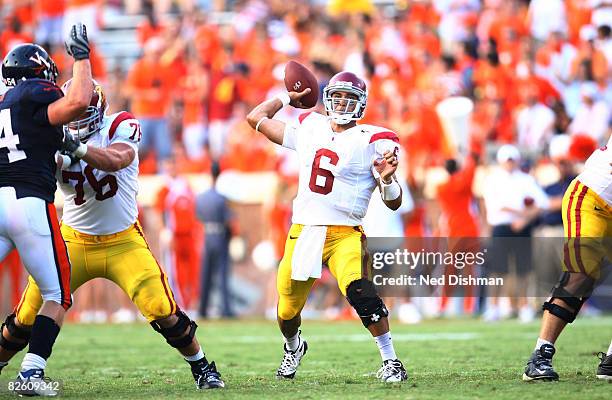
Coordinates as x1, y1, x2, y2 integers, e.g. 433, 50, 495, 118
65, 23, 90, 61
61, 131, 88, 158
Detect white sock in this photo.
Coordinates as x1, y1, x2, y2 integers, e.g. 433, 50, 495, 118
20, 353, 46, 371
284, 332, 300, 352
535, 338, 554, 351
184, 349, 205, 362
374, 332, 397, 361
607, 339, 612, 356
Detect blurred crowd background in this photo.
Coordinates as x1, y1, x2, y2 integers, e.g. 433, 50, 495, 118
0, 0, 611, 324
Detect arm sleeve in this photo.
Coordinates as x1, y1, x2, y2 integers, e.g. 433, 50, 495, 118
26, 81, 64, 126
370, 138, 400, 178
282, 112, 315, 150
282, 122, 298, 150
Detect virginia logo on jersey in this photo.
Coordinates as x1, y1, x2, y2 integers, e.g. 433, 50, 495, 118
29, 52, 51, 69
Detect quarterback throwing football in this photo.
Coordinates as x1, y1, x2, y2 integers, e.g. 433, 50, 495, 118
247, 71, 408, 382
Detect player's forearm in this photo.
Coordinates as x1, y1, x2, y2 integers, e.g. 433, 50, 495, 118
246, 97, 287, 145
47, 61, 93, 126
64, 60, 93, 117
383, 191, 402, 211
82, 146, 133, 172
379, 176, 402, 211
246, 98, 284, 129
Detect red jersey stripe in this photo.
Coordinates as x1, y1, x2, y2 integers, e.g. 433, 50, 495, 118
573, 185, 589, 274
109, 111, 136, 140
563, 181, 581, 272
298, 112, 312, 124
369, 131, 399, 144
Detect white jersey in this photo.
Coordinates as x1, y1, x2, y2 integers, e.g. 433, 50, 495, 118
577, 136, 612, 206
58, 111, 141, 235
282, 111, 401, 226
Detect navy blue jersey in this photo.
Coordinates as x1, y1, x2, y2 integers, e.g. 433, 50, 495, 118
0, 79, 64, 202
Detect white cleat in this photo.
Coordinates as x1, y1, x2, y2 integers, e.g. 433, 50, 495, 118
276, 336, 308, 379
377, 359, 408, 383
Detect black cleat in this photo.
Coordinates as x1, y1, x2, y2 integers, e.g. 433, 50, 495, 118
376, 359, 408, 383
276, 336, 308, 379
190, 360, 225, 389
596, 352, 612, 381
0, 361, 7, 376
523, 344, 559, 381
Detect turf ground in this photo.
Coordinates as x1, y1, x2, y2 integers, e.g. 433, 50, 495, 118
0, 317, 610, 399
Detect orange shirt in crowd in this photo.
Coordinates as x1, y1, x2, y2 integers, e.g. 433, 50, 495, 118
155, 179, 197, 236
126, 58, 174, 118
566, 0, 593, 46
35, 0, 65, 17
0, 30, 33, 58
67, 0, 98, 7
436, 156, 479, 237
12, 4, 34, 27
181, 72, 207, 126
136, 21, 165, 46
406, 1, 440, 27
221, 122, 276, 172
194, 25, 221, 67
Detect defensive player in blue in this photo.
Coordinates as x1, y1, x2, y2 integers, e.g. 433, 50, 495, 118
0, 23, 93, 396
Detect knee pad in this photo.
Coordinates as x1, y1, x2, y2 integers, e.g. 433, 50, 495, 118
277, 303, 300, 322
346, 279, 388, 327
0, 314, 31, 352
542, 272, 593, 323
150, 311, 197, 349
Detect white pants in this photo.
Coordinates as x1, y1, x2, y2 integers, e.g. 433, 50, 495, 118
0, 188, 71, 309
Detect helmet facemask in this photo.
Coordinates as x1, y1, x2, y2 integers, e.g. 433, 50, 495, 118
62, 82, 107, 143
64, 105, 103, 143
323, 83, 367, 125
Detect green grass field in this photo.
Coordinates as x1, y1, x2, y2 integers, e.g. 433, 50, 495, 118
0, 317, 610, 399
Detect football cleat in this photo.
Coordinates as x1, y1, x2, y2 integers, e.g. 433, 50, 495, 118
276, 336, 308, 379
376, 359, 408, 383
523, 344, 559, 381
13, 368, 58, 397
190, 360, 225, 389
0, 361, 7, 375
596, 352, 612, 381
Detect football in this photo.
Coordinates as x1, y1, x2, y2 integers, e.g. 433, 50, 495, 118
284, 60, 319, 108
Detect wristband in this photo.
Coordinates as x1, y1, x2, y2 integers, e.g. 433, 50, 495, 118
255, 116, 269, 132
59, 155, 72, 170
74, 143, 88, 158
381, 179, 401, 201
275, 92, 291, 107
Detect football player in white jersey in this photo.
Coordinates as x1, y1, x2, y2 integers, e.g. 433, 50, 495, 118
522, 139, 612, 381
247, 71, 408, 382
0, 80, 225, 389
